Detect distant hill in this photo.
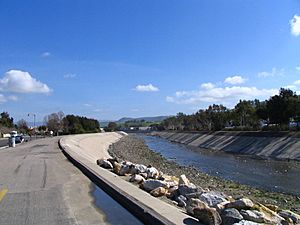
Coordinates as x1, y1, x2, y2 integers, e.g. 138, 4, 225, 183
117, 116, 171, 123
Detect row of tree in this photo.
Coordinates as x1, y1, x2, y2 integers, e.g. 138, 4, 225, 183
157, 88, 300, 131
0, 111, 100, 135
45, 111, 100, 134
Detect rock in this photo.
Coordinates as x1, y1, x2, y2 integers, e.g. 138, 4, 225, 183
186, 198, 208, 215
265, 204, 278, 212
141, 179, 169, 192
185, 191, 204, 200
96, 159, 113, 169
107, 158, 118, 165
130, 164, 147, 175
139, 172, 148, 179
178, 184, 198, 196
113, 162, 122, 175
176, 195, 187, 207
254, 203, 285, 224
278, 210, 300, 224
193, 206, 222, 225
240, 210, 265, 223
232, 220, 261, 225
146, 166, 159, 179
129, 174, 145, 184
162, 175, 179, 184
215, 201, 231, 213
226, 198, 254, 210
221, 208, 243, 225
165, 186, 178, 198
150, 187, 167, 197
199, 192, 228, 208
119, 165, 131, 176
179, 174, 190, 185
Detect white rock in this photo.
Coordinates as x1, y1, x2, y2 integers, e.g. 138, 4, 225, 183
141, 179, 169, 192
199, 192, 228, 208
129, 174, 145, 184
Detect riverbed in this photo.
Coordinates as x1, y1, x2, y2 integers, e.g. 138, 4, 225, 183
138, 134, 300, 196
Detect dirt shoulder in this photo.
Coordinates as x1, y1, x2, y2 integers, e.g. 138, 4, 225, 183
108, 134, 300, 214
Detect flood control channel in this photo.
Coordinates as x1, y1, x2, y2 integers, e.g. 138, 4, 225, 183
138, 134, 300, 196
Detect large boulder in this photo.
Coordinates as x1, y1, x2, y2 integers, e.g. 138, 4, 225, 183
221, 208, 243, 225
232, 220, 262, 225
96, 159, 113, 169
178, 183, 198, 196
186, 198, 208, 215
146, 166, 159, 179
226, 198, 254, 210
199, 192, 228, 208
278, 210, 300, 224
176, 195, 187, 207
130, 164, 148, 175
193, 206, 222, 225
150, 187, 167, 197
129, 174, 145, 184
240, 210, 265, 223
179, 174, 190, 185
113, 162, 122, 175
141, 179, 169, 192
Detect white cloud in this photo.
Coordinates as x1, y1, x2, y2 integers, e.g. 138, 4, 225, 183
41, 52, 51, 58
224, 76, 247, 85
257, 68, 284, 77
294, 80, 300, 85
83, 103, 92, 107
134, 84, 159, 92
201, 82, 215, 90
296, 67, 300, 71
290, 15, 300, 37
8, 95, 18, 101
0, 94, 7, 103
64, 73, 76, 79
0, 70, 52, 94
93, 109, 103, 112
166, 83, 277, 107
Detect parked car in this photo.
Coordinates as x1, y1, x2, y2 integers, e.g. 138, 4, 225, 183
15, 135, 24, 144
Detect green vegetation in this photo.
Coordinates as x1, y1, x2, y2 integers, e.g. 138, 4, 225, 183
157, 88, 300, 131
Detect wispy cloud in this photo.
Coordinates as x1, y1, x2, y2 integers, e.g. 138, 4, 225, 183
290, 15, 300, 37
166, 82, 277, 107
41, 52, 51, 58
83, 103, 92, 107
0, 70, 52, 94
201, 82, 215, 90
294, 80, 300, 85
257, 68, 284, 77
134, 84, 159, 92
64, 73, 76, 79
296, 67, 300, 71
93, 109, 103, 112
224, 75, 247, 85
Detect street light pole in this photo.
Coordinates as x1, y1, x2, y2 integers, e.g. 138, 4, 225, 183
28, 113, 36, 139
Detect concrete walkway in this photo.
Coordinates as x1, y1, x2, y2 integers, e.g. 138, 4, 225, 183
60, 132, 199, 225
0, 137, 108, 225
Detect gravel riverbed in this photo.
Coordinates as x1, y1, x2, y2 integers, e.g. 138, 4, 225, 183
108, 134, 300, 213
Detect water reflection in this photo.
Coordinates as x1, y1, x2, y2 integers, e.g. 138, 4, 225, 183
93, 185, 144, 225
139, 134, 300, 195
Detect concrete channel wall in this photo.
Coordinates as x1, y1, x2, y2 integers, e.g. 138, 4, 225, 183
59, 132, 199, 225
152, 131, 300, 161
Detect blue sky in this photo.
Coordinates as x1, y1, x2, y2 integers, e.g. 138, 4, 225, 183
0, 0, 300, 122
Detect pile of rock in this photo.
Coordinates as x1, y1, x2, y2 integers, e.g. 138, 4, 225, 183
97, 158, 300, 225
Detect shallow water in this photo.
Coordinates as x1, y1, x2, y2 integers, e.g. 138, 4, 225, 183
139, 134, 300, 196
93, 185, 144, 225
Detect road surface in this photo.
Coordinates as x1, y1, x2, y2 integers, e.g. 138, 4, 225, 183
0, 137, 108, 225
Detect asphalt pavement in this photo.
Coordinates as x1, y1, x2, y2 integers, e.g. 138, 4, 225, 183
0, 137, 108, 225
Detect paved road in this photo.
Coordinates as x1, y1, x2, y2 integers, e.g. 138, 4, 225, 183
0, 137, 108, 225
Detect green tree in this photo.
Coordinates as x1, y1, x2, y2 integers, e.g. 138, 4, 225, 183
106, 122, 118, 132
0, 112, 14, 128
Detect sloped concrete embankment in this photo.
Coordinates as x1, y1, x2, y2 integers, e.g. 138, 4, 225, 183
59, 132, 199, 225
152, 131, 300, 161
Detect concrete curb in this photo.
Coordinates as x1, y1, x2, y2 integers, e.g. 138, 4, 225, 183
58, 136, 199, 225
